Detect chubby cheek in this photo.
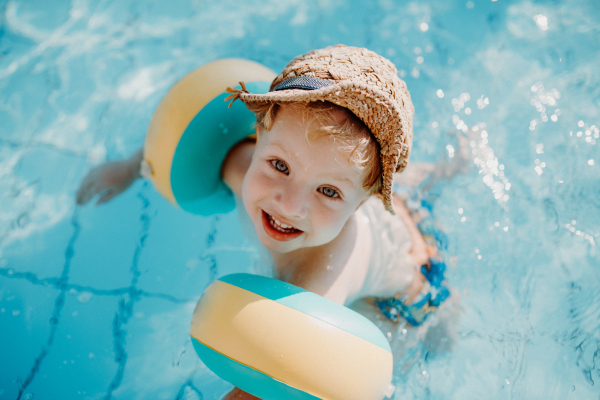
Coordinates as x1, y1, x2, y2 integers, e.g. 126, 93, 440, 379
308, 206, 348, 244
241, 163, 268, 218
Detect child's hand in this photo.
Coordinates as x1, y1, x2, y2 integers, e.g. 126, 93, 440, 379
76, 149, 142, 205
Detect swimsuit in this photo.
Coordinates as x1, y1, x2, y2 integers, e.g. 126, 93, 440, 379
374, 188, 450, 326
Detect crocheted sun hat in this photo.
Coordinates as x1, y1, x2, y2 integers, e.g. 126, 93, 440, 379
227, 44, 414, 214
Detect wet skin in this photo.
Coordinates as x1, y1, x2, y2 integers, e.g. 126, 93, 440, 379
241, 106, 370, 255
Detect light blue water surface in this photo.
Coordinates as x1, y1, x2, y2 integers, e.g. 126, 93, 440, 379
1, 0, 599, 399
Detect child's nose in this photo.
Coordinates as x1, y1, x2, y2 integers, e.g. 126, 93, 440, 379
274, 183, 308, 219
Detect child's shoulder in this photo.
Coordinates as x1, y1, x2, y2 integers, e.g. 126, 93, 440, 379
222, 138, 256, 197
357, 196, 413, 247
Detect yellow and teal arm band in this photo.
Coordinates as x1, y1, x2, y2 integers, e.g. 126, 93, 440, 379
190, 273, 395, 400
143, 59, 276, 215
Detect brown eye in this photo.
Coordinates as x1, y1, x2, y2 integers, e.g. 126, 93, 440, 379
319, 187, 339, 198
271, 159, 289, 174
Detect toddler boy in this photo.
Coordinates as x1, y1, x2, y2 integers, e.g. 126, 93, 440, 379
78, 45, 450, 400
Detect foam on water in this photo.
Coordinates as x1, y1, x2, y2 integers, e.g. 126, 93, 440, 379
1, 0, 599, 399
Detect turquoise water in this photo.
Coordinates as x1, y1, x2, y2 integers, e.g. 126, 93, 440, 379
1, 0, 599, 399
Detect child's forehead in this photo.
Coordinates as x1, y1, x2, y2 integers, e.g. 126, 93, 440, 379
263, 107, 349, 156
262, 130, 365, 189
259, 102, 373, 175
268, 132, 348, 159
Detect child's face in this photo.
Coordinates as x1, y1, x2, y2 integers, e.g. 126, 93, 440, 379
242, 106, 370, 254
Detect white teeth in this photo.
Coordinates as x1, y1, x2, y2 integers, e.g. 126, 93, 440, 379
268, 214, 298, 233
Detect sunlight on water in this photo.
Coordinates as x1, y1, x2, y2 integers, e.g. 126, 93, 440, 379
1, 0, 599, 399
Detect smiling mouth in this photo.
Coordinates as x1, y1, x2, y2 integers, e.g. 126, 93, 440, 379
261, 211, 303, 242
267, 213, 299, 233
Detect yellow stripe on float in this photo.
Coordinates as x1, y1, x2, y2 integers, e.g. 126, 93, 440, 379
190, 280, 393, 400
144, 59, 276, 205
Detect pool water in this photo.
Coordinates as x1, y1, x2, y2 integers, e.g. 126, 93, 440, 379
1, 0, 599, 399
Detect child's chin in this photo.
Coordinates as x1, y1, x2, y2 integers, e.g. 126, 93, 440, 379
257, 234, 301, 253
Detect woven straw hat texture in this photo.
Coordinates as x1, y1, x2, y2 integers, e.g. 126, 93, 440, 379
235, 45, 414, 214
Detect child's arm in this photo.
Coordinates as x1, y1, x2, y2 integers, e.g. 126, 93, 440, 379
221, 137, 256, 197
77, 133, 256, 206
76, 148, 143, 205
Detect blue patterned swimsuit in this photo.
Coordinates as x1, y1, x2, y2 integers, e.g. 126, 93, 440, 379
375, 193, 451, 326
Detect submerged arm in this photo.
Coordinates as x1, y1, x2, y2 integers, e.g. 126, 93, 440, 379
76, 148, 143, 205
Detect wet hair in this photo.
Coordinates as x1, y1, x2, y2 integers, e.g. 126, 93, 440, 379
246, 101, 383, 195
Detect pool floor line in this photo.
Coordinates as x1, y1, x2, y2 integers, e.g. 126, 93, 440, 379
102, 188, 152, 400
0, 268, 193, 304
173, 379, 204, 400
15, 210, 81, 400
200, 215, 220, 286
6, 185, 189, 400
1, 183, 227, 399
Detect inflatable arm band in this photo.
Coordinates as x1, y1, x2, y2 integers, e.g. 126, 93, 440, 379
143, 59, 276, 215
190, 273, 395, 400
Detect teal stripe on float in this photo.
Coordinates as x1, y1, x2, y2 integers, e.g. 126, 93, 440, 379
277, 292, 391, 352
170, 81, 271, 216
219, 273, 307, 298
191, 337, 322, 400
217, 273, 391, 352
